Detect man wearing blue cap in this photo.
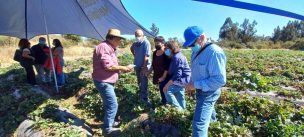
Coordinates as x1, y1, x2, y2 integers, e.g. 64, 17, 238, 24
183, 26, 226, 137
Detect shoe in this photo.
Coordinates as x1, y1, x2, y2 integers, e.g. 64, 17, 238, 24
103, 128, 121, 136
146, 100, 153, 108
113, 121, 121, 127
140, 98, 153, 108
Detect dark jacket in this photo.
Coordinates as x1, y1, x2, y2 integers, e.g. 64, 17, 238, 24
168, 52, 191, 86
31, 44, 48, 65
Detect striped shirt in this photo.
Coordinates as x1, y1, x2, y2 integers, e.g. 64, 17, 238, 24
191, 43, 227, 92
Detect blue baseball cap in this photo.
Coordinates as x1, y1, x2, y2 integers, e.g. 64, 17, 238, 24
183, 26, 204, 47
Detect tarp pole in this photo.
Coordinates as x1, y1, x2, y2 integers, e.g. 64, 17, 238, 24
25, 0, 28, 39
41, 0, 58, 93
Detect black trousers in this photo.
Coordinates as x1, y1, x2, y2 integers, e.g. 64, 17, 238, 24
159, 79, 169, 104
24, 66, 36, 85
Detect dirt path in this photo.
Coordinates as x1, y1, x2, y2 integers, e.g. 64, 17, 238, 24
235, 90, 304, 107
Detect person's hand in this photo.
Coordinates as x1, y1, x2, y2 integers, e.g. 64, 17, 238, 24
186, 82, 195, 97
185, 82, 195, 91
144, 70, 151, 77
127, 64, 135, 71
140, 67, 148, 76
187, 89, 195, 97
163, 83, 171, 93
158, 77, 165, 83
121, 66, 131, 73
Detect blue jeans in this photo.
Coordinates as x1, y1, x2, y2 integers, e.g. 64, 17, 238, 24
165, 85, 186, 110
94, 80, 118, 134
56, 61, 65, 86
192, 89, 221, 137
135, 69, 148, 101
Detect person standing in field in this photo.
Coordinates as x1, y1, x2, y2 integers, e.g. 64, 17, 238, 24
52, 39, 65, 87
18, 39, 36, 85
31, 37, 51, 83
130, 29, 152, 106
92, 28, 134, 136
163, 40, 191, 110
148, 36, 171, 105
183, 26, 227, 137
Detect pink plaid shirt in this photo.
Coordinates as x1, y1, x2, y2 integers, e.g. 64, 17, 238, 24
92, 41, 119, 83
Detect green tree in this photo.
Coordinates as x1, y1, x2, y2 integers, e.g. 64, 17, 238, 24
219, 17, 240, 41
239, 19, 257, 43
272, 26, 281, 43
150, 23, 159, 36
279, 20, 304, 42
300, 21, 304, 37
281, 21, 297, 42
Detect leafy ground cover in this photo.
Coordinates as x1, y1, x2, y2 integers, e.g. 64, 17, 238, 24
0, 49, 303, 136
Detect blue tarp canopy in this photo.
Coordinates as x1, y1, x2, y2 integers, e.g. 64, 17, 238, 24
194, 0, 304, 21
0, 0, 154, 40
0, 0, 155, 92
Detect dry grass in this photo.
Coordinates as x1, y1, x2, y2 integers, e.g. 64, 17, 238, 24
0, 45, 94, 68
0, 45, 133, 68
64, 46, 94, 61
0, 34, 133, 68
0, 46, 17, 67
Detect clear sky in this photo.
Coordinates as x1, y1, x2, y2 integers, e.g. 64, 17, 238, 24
121, 0, 304, 41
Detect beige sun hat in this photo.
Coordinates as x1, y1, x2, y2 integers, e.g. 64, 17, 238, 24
107, 28, 126, 39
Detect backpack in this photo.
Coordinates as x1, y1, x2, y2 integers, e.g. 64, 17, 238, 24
13, 49, 23, 62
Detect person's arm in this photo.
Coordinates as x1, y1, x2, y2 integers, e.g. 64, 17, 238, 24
148, 52, 155, 73
99, 48, 131, 72
142, 40, 151, 68
164, 58, 182, 92
130, 44, 135, 56
22, 49, 35, 60
158, 70, 168, 82
193, 52, 226, 91
106, 65, 130, 72
170, 58, 182, 83
142, 56, 149, 68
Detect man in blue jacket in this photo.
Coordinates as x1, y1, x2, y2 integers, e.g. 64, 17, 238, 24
183, 26, 227, 137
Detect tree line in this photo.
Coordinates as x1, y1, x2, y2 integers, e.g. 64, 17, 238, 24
218, 17, 304, 50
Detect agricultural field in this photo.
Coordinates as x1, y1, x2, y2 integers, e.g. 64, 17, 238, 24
0, 49, 303, 137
